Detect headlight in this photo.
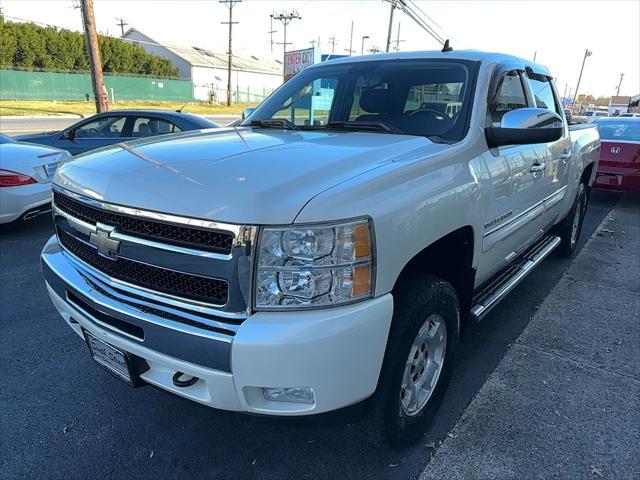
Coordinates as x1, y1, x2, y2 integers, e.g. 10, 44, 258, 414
255, 218, 375, 310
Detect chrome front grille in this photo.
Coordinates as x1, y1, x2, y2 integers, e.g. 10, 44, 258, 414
51, 186, 255, 336
53, 191, 234, 254
58, 229, 229, 305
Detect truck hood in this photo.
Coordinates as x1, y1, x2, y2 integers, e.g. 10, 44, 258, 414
55, 127, 439, 224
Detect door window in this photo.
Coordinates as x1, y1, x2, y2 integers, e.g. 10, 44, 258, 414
489, 72, 528, 125
74, 116, 126, 139
132, 117, 182, 137
527, 76, 561, 115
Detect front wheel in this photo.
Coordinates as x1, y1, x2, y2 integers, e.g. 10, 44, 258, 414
556, 182, 588, 257
370, 273, 460, 446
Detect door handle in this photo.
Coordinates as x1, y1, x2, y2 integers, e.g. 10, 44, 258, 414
530, 162, 546, 173
560, 150, 572, 161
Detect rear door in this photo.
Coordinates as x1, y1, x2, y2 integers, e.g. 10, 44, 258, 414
524, 72, 572, 219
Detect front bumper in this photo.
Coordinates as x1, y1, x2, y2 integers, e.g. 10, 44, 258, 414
42, 235, 394, 415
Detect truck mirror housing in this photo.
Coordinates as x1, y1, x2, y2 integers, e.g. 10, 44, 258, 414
485, 108, 563, 148
242, 107, 256, 120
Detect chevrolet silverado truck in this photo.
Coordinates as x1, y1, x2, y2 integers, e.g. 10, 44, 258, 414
41, 50, 600, 445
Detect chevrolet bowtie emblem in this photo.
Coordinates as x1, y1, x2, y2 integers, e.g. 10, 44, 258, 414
89, 223, 121, 259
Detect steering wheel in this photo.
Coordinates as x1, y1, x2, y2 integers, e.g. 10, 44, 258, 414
409, 108, 449, 122
86, 128, 100, 138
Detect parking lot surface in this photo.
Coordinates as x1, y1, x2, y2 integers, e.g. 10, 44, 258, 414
0, 192, 620, 479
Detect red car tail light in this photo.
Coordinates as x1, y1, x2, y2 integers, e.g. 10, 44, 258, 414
0, 169, 37, 187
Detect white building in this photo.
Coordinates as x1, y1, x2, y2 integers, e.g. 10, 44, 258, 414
608, 96, 631, 116
122, 29, 283, 103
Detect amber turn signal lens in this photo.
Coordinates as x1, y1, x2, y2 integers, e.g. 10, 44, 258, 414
352, 264, 372, 297
354, 223, 371, 259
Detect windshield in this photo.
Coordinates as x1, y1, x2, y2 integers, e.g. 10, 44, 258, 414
596, 119, 640, 142
0, 133, 15, 144
243, 59, 478, 142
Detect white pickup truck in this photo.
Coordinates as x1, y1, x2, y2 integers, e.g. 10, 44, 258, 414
41, 50, 599, 445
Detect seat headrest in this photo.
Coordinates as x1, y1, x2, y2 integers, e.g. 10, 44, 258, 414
359, 88, 391, 114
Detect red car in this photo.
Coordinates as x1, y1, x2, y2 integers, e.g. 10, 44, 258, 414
593, 117, 640, 193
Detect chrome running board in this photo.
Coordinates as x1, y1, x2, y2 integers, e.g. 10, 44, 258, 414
471, 235, 561, 321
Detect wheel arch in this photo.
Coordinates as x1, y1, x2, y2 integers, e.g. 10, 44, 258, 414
392, 225, 476, 335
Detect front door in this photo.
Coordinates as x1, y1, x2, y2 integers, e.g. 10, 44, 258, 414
476, 70, 549, 283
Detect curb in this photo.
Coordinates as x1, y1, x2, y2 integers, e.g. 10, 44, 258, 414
0, 115, 85, 120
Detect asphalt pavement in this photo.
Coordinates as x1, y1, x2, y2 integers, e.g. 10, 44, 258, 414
0, 115, 238, 136
0, 191, 621, 479
421, 195, 639, 480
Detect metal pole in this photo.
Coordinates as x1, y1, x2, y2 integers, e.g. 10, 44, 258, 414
220, 0, 240, 107
81, 0, 109, 113
385, 0, 396, 52
348, 20, 354, 56
616, 73, 624, 96
571, 49, 591, 114
361, 35, 369, 55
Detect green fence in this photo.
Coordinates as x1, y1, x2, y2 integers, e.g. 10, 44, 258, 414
0, 69, 194, 102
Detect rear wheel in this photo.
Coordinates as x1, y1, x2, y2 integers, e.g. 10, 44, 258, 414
369, 274, 460, 446
556, 182, 588, 257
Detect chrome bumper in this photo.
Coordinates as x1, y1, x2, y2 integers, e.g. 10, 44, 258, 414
41, 235, 234, 372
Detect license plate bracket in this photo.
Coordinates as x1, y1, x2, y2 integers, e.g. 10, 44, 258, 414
83, 329, 146, 387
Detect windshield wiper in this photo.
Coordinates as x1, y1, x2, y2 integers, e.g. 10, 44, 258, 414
325, 121, 401, 134
249, 118, 297, 130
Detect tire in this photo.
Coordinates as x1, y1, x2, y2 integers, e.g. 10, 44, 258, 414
369, 273, 460, 447
556, 182, 588, 257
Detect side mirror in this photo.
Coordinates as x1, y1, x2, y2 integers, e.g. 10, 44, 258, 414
242, 107, 256, 120
485, 108, 563, 148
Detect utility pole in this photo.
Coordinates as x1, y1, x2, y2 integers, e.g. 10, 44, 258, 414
571, 49, 592, 114
220, 0, 240, 106
328, 35, 337, 53
273, 11, 302, 76
385, 0, 396, 52
268, 13, 277, 53
80, 0, 109, 113
393, 22, 404, 51
115, 17, 128, 36
347, 20, 354, 56
361, 35, 369, 55
310, 39, 317, 48
616, 73, 624, 96
533, 50, 537, 61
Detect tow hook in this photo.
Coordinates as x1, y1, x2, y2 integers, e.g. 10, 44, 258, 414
172, 371, 199, 388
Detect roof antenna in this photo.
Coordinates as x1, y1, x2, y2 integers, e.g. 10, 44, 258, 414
176, 99, 191, 113
441, 39, 453, 52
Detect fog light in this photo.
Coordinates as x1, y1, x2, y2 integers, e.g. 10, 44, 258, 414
262, 387, 315, 404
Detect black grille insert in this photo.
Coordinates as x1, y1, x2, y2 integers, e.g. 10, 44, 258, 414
58, 229, 229, 306
53, 191, 234, 254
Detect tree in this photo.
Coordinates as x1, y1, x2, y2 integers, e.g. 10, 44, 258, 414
0, 16, 179, 77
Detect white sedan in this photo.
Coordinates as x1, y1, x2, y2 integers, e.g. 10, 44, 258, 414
0, 133, 71, 224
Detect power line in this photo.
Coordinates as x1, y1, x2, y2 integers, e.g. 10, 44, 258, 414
328, 35, 337, 53
115, 17, 128, 36
220, 0, 241, 106
393, 0, 445, 46
273, 10, 301, 76
268, 12, 277, 53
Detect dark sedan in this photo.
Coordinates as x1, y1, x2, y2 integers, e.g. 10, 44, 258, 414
13, 110, 219, 155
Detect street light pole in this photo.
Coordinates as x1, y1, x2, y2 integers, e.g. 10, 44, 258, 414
361, 35, 369, 55
571, 48, 592, 114
385, 0, 396, 52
